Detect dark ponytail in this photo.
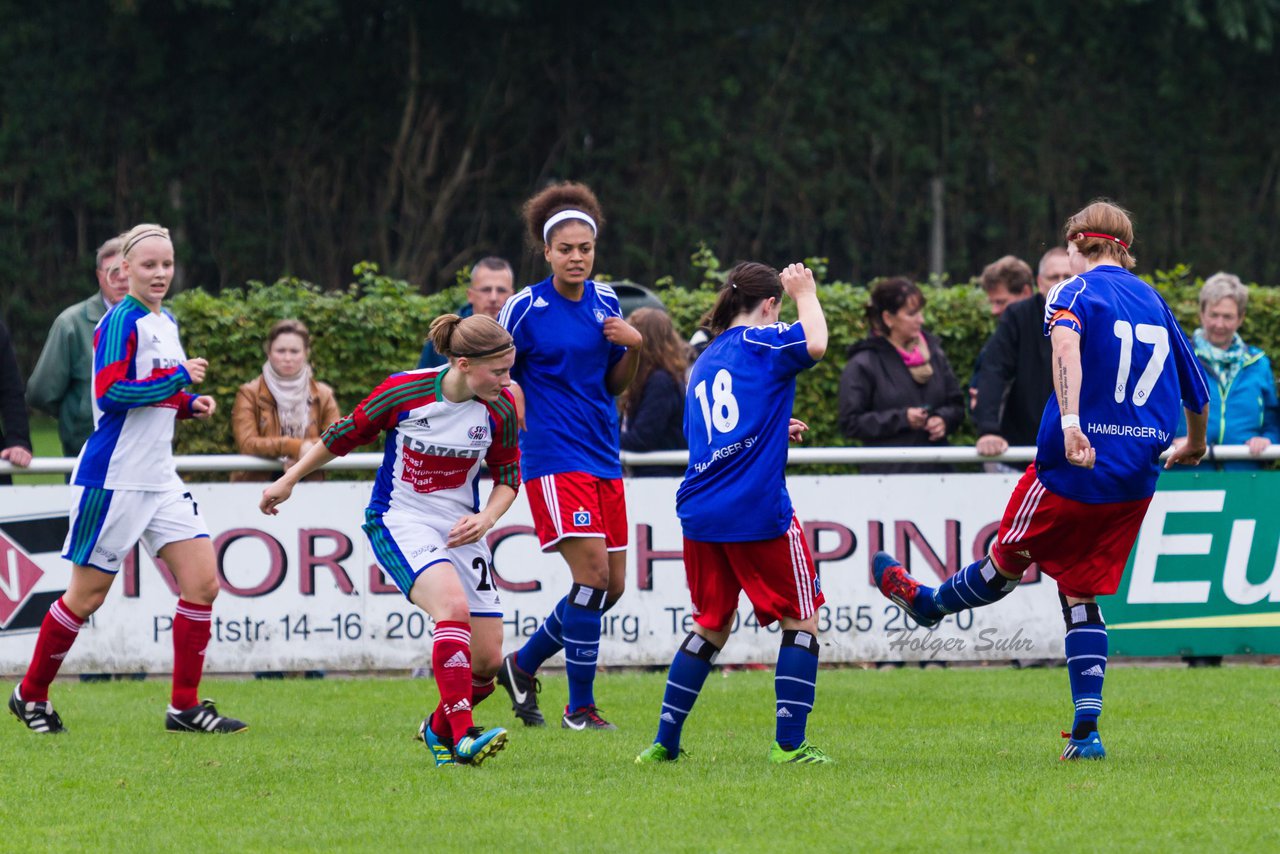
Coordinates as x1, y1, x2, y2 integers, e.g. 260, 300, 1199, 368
700, 262, 783, 337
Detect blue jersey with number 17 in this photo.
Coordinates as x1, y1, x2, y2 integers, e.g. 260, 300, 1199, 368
677, 321, 818, 542
1036, 265, 1209, 504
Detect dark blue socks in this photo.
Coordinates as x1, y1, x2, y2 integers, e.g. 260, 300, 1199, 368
654, 632, 719, 755
1063, 599, 1106, 738
516, 596, 566, 676
929, 556, 1020, 618
561, 584, 607, 712
775, 629, 819, 750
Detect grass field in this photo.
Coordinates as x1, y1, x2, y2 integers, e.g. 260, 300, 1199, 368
3, 666, 1277, 852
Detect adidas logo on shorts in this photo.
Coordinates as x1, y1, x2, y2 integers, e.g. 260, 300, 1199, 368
443, 651, 470, 668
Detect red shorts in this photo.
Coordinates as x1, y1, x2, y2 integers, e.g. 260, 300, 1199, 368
991, 465, 1152, 599
683, 516, 824, 629
526, 472, 628, 553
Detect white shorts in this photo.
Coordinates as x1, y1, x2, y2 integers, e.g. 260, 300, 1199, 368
361, 510, 502, 617
63, 486, 210, 573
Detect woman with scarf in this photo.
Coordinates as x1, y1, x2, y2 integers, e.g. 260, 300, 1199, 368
232, 319, 340, 482
837, 277, 965, 474
1174, 272, 1280, 469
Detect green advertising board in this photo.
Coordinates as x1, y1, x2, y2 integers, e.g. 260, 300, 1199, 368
1110, 470, 1280, 656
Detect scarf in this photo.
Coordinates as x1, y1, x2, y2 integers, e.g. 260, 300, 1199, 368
1193, 328, 1248, 390
895, 335, 934, 385
261, 360, 312, 439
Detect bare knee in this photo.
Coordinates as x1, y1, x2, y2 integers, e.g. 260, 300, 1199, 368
181, 577, 221, 606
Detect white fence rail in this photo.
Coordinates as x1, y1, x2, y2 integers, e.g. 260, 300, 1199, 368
2, 444, 1276, 475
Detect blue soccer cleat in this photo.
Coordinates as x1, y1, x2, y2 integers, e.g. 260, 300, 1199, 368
417, 717, 456, 768
453, 726, 509, 766
872, 551, 941, 629
1060, 730, 1106, 760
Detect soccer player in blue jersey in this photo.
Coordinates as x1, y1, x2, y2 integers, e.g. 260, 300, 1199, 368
636, 260, 831, 764
873, 200, 1211, 760
10, 223, 247, 735
495, 182, 643, 730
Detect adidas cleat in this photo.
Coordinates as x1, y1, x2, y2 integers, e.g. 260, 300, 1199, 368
872, 551, 942, 629
9, 685, 66, 734
417, 718, 456, 767
1060, 730, 1106, 760
454, 726, 508, 766
562, 705, 617, 731
769, 740, 833, 764
497, 653, 546, 727
165, 699, 248, 734
635, 743, 684, 763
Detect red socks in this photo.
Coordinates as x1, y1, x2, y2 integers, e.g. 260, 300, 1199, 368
171, 599, 212, 710
431, 621, 474, 743
20, 598, 85, 702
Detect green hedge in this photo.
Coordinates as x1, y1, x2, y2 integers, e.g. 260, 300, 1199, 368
168, 256, 1277, 468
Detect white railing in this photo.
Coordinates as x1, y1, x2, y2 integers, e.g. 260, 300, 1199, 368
2, 444, 1276, 475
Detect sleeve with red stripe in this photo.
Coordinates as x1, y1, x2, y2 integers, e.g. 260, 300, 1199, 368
93, 314, 192, 413
321, 373, 420, 456
483, 389, 521, 491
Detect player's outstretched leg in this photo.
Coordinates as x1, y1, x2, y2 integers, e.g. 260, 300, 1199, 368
637, 632, 719, 763
165, 599, 248, 733
561, 583, 614, 730
497, 598, 565, 727
768, 629, 831, 764
873, 552, 1019, 628
11, 597, 83, 733
1060, 598, 1107, 760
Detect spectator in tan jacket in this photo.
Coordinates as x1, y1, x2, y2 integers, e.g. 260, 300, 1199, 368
231, 319, 339, 482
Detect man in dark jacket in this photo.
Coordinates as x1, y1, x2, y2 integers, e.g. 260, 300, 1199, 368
26, 236, 129, 457
974, 247, 1074, 458
0, 318, 33, 483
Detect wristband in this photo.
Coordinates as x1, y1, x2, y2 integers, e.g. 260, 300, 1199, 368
1061, 414, 1081, 431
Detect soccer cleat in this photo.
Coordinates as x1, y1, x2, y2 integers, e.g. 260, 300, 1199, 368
872, 551, 942, 629
1060, 730, 1106, 760
165, 699, 248, 734
453, 726, 509, 766
417, 717, 456, 767
497, 653, 546, 727
635, 742, 685, 763
562, 705, 617, 731
9, 685, 66, 734
769, 740, 833, 764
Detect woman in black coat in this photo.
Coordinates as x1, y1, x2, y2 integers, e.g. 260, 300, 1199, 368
838, 277, 964, 474
618, 307, 689, 477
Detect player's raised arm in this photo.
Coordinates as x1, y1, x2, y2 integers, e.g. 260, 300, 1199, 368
781, 263, 827, 361
1051, 323, 1094, 469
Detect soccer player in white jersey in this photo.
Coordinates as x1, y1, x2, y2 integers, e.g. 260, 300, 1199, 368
261, 313, 520, 767
873, 200, 1210, 760
495, 182, 643, 730
637, 261, 832, 765
10, 223, 247, 735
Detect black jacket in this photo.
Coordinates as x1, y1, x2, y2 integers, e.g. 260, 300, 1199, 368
0, 319, 31, 485
620, 369, 686, 477
973, 294, 1053, 446
837, 331, 964, 473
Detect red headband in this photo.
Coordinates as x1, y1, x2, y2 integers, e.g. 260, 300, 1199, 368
1073, 231, 1130, 251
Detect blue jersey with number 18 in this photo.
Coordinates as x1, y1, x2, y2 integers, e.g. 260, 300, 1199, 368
676, 321, 818, 542
1036, 265, 1209, 504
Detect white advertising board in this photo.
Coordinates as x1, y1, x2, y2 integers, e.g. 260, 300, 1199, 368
0, 474, 1065, 673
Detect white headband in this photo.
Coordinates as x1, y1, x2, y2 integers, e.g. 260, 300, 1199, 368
542, 209, 598, 243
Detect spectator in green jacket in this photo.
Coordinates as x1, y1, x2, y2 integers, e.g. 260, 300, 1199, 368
26, 236, 129, 457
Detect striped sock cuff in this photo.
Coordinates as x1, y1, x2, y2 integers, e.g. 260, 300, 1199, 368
176, 599, 213, 622
49, 598, 85, 633
434, 620, 472, 646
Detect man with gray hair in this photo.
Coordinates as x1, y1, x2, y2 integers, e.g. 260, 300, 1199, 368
27, 235, 130, 457
974, 247, 1075, 459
